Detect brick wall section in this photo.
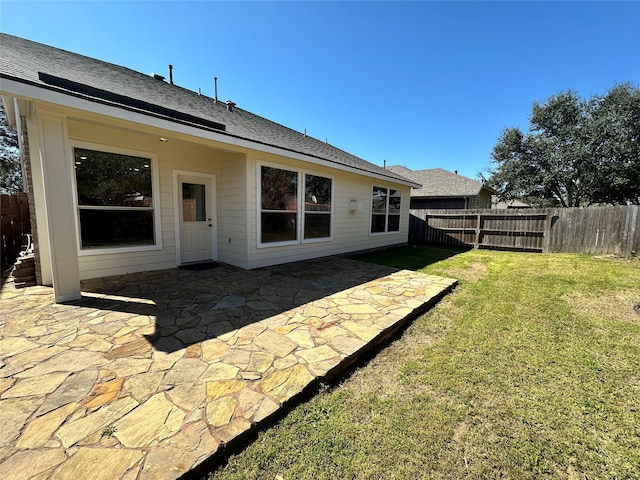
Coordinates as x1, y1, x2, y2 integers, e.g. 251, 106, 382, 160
20, 115, 43, 285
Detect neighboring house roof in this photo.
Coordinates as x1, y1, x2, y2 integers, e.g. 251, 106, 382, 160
0, 33, 418, 187
386, 166, 498, 197
492, 198, 531, 209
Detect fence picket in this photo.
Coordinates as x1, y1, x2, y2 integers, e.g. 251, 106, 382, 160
409, 206, 639, 255
1, 193, 31, 268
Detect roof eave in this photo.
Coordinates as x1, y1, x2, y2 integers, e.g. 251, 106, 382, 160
482, 184, 500, 195
412, 194, 480, 199
0, 94, 18, 129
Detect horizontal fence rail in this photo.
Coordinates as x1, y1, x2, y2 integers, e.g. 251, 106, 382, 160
410, 206, 640, 255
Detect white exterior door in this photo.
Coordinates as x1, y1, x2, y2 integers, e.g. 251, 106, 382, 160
178, 174, 214, 264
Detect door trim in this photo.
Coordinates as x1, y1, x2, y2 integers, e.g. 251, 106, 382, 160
172, 169, 217, 266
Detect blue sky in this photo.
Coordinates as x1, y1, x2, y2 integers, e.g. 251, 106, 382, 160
2, 1, 639, 179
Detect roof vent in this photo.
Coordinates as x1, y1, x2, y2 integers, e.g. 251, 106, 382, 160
226, 100, 236, 112
152, 74, 166, 82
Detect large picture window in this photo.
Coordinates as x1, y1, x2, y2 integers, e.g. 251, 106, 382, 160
259, 165, 332, 246
371, 186, 401, 233
74, 147, 157, 250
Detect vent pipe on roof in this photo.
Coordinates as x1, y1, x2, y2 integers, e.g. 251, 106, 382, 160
169, 65, 173, 84
454, 170, 458, 175
214, 77, 219, 103
226, 100, 236, 112
383, 160, 386, 169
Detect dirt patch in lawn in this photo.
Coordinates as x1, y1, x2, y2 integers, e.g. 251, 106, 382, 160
565, 289, 640, 325
442, 261, 488, 283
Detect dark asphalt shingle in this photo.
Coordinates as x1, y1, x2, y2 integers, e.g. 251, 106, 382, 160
387, 166, 498, 197
0, 33, 416, 186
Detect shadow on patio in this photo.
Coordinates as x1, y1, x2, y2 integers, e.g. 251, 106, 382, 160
0, 256, 457, 480
70, 257, 401, 353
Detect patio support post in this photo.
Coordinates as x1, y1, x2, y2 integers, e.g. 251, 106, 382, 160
36, 111, 81, 302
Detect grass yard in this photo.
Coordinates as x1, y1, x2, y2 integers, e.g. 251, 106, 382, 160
209, 247, 640, 480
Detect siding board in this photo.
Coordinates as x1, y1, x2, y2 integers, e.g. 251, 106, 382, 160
217, 155, 248, 268
247, 155, 410, 268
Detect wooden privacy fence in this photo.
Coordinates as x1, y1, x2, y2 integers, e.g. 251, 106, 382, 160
1, 193, 31, 268
409, 205, 640, 255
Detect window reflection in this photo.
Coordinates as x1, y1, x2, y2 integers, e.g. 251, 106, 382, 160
182, 183, 206, 222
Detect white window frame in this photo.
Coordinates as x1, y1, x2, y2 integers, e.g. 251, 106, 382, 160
257, 162, 301, 248
369, 185, 402, 235
257, 162, 334, 248
70, 141, 162, 256
302, 172, 334, 244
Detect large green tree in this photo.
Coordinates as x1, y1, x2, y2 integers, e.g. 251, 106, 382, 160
488, 84, 640, 207
0, 103, 22, 194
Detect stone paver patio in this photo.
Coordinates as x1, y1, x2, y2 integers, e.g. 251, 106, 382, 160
0, 257, 456, 480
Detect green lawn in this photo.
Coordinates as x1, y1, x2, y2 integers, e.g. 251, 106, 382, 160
210, 247, 640, 480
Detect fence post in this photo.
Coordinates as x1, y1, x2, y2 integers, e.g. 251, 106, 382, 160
474, 213, 481, 248
625, 205, 639, 255
424, 212, 429, 244
542, 209, 552, 253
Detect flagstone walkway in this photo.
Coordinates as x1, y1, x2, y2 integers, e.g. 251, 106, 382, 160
0, 257, 456, 480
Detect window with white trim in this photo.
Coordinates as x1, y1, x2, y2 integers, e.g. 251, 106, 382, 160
259, 165, 333, 245
371, 186, 401, 233
304, 174, 332, 240
260, 165, 298, 244
74, 147, 157, 249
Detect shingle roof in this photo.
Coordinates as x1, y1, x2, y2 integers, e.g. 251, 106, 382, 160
386, 166, 498, 197
0, 33, 416, 186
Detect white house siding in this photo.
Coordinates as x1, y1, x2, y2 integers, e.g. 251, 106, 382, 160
65, 117, 239, 279
245, 152, 410, 269
217, 155, 249, 268
469, 190, 493, 209
29, 106, 409, 281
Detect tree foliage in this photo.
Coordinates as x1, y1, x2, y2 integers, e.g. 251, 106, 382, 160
489, 84, 640, 207
0, 103, 22, 194
74, 148, 153, 207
